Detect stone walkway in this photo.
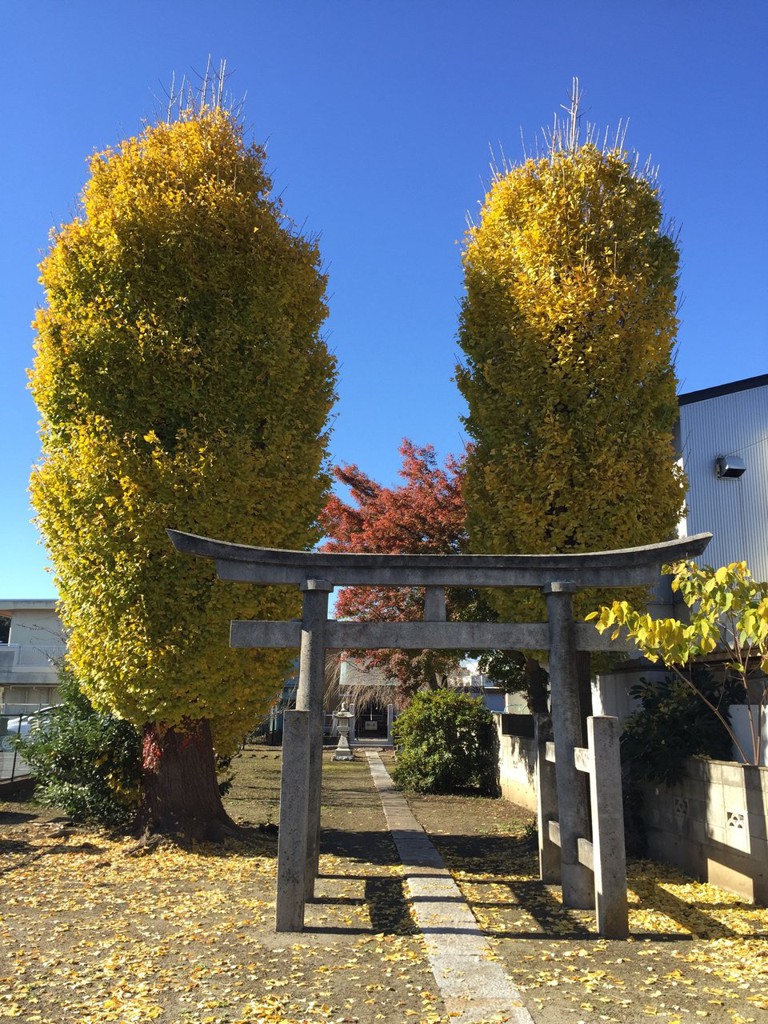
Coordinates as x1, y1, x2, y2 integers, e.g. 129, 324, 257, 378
365, 751, 534, 1024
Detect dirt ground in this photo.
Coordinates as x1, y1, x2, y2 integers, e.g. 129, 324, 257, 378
1, 747, 767, 1024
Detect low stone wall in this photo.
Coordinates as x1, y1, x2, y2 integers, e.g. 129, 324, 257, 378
640, 758, 768, 904
494, 714, 537, 812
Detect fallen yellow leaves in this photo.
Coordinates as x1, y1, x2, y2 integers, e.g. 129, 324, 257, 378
416, 802, 768, 1024
6, 749, 768, 1024
0, 813, 443, 1024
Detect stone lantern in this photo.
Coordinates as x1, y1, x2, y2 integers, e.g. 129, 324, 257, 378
332, 701, 355, 761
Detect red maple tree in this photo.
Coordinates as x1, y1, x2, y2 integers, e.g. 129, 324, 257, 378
320, 440, 468, 698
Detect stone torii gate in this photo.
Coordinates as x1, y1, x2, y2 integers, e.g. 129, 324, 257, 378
168, 529, 710, 934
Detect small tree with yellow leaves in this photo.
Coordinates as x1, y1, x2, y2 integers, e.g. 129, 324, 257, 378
589, 561, 768, 765
30, 99, 336, 837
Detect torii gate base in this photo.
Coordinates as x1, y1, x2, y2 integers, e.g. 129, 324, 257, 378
168, 529, 711, 937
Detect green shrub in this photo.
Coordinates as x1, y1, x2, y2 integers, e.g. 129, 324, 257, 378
18, 669, 142, 827
621, 668, 741, 787
391, 689, 499, 795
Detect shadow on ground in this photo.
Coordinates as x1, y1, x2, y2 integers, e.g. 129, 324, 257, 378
321, 825, 401, 866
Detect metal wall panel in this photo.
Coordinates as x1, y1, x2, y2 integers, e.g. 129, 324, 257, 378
678, 383, 768, 579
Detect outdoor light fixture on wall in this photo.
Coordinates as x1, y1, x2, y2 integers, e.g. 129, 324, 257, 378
716, 455, 747, 479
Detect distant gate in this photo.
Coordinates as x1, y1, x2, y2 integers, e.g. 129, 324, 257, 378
169, 529, 710, 935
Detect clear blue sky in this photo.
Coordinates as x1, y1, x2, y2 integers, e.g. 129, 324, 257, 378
2, 1, 766, 599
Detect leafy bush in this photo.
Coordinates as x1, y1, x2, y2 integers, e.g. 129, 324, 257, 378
391, 689, 499, 795
621, 669, 742, 787
18, 669, 142, 827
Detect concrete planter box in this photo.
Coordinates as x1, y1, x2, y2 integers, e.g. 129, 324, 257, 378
640, 758, 768, 904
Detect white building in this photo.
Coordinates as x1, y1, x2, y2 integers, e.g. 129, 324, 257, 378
596, 373, 768, 754
676, 373, 768, 579
0, 600, 64, 713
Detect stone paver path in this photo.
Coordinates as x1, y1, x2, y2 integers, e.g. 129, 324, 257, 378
366, 750, 534, 1024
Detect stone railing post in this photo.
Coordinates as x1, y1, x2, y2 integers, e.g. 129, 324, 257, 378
588, 716, 629, 937
534, 714, 560, 883
275, 709, 309, 931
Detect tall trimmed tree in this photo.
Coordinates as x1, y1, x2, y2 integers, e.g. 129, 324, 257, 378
30, 101, 336, 838
457, 94, 686, 629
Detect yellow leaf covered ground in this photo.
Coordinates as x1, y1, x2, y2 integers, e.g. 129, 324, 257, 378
405, 782, 768, 1024
2, 749, 767, 1024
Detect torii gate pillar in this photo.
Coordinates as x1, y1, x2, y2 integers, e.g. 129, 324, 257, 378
544, 581, 593, 908
295, 579, 333, 898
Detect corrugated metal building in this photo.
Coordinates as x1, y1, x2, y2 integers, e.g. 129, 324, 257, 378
676, 373, 768, 579
597, 373, 768, 752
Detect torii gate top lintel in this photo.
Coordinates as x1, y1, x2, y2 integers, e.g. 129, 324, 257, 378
167, 528, 712, 589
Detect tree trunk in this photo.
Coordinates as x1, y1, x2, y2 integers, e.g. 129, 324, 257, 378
138, 718, 240, 841
520, 655, 591, 723
525, 658, 550, 714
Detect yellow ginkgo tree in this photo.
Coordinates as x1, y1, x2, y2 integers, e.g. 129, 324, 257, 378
29, 97, 337, 837
457, 91, 685, 585
589, 561, 768, 765
456, 84, 686, 712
